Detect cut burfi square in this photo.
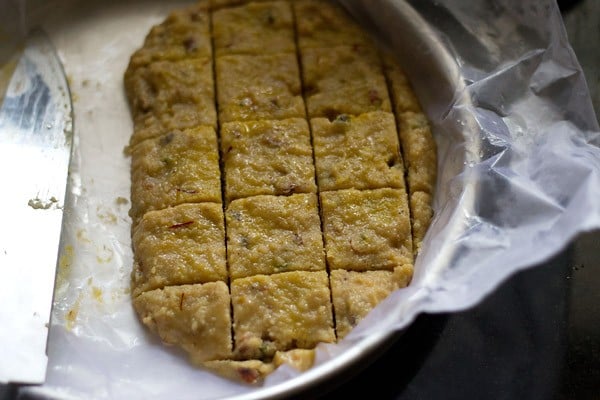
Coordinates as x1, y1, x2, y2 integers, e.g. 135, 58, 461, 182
301, 45, 391, 118
216, 53, 305, 123
221, 118, 316, 202
133, 282, 232, 362
320, 188, 413, 271
294, 0, 373, 49
382, 54, 422, 114
231, 271, 335, 359
397, 111, 437, 195
128, 3, 212, 70
311, 111, 405, 191
125, 58, 216, 146
131, 203, 227, 296
130, 127, 222, 225
226, 194, 325, 279
213, 1, 295, 55
331, 267, 412, 339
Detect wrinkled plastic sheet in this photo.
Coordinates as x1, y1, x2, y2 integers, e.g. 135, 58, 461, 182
2, 0, 599, 398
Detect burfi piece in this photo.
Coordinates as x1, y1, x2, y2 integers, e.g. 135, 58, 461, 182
125, 58, 216, 146
127, 3, 211, 70
133, 282, 232, 362
311, 111, 405, 191
130, 127, 222, 225
131, 203, 227, 296
320, 188, 413, 271
382, 54, 422, 114
273, 349, 316, 372
294, 0, 373, 49
202, 359, 275, 384
410, 191, 434, 256
213, 1, 295, 55
397, 111, 437, 195
231, 271, 335, 359
221, 118, 316, 202
331, 268, 412, 339
301, 45, 391, 118
226, 194, 325, 279
216, 53, 305, 123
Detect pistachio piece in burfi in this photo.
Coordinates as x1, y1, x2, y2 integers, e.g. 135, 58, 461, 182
125, 58, 216, 146
202, 359, 275, 384
215, 53, 305, 123
311, 111, 405, 191
131, 203, 227, 296
294, 0, 373, 49
320, 188, 413, 271
221, 118, 316, 202
133, 282, 232, 362
231, 271, 335, 360
226, 194, 325, 279
127, 3, 212, 70
213, 1, 295, 56
301, 45, 391, 119
331, 267, 412, 339
130, 127, 221, 225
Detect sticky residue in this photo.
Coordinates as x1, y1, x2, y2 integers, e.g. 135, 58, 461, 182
92, 286, 103, 303
28, 196, 60, 210
59, 245, 74, 270
96, 244, 114, 263
97, 206, 118, 224
76, 228, 91, 243
65, 304, 79, 331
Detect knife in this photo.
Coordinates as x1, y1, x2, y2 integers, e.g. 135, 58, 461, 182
0, 28, 73, 384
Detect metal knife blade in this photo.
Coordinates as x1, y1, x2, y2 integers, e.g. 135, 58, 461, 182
0, 28, 73, 384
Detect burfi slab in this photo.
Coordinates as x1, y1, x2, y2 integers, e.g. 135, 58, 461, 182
311, 111, 405, 191
216, 53, 305, 123
213, 1, 295, 55
331, 267, 412, 339
301, 45, 391, 118
125, 58, 216, 146
130, 127, 222, 225
221, 118, 316, 202
127, 3, 212, 70
294, 0, 373, 49
133, 282, 232, 362
131, 203, 227, 296
320, 188, 413, 271
226, 194, 325, 279
231, 271, 335, 360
